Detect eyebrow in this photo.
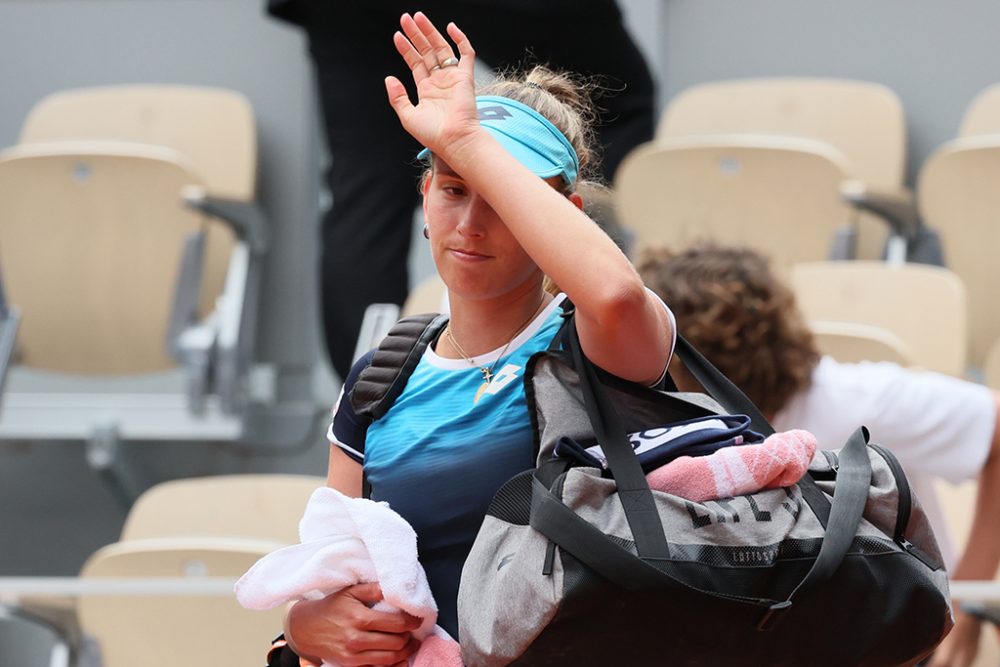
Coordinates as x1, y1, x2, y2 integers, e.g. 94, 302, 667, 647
434, 161, 461, 178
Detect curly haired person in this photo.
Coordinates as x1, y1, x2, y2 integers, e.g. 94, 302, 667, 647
639, 241, 1000, 667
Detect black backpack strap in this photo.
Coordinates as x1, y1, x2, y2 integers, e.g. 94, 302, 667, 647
546, 297, 576, 351
349, 312, 449, 420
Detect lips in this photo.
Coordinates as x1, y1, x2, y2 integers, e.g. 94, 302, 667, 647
450, 248, 492, 261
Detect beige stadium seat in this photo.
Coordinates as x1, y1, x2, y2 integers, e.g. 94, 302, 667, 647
121, 474, 323, 544
959, 83, 1000, 138
984, 339, 1000, 390
615, 136, 852, 267
20, 85, 256, 201
790, 261, 966, 376
809, 321, 911, 366
0, 84, 271, 445
658, 77, 906, 190
0, 142, 228, 375
656, 77, 912, 260
72, 475, 320, 667
917, 137, 1000, 369
77, 537, 284, 667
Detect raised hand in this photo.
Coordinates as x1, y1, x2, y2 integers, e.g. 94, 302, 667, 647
384, 12, 479, 158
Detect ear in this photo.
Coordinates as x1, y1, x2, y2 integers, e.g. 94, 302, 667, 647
421, 171, 432, 217
568, 191, 585, 211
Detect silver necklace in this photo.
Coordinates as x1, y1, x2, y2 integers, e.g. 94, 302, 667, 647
444, 299, 546, 386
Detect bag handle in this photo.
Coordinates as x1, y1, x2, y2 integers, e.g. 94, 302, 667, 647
566, 322, 670, 560
550, 322, 872, 628
672, 335, 774, 437
758, 426, 872, 629
673, 335, 838, 531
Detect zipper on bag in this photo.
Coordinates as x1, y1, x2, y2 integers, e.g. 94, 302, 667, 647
870, 443, 939, 569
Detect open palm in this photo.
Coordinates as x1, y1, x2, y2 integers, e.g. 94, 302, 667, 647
385, 12, 480, 157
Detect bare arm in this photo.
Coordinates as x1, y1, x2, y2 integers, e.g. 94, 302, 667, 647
385, 13, 672, 384
327, 443, 363, 497
282, 447, 418, 665
927, 391, 1000, 667
447, 135, 673, 384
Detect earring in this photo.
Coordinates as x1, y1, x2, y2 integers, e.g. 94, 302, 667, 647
423, 224, 430, 239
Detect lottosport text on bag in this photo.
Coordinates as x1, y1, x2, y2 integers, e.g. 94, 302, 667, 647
458, 322, 953, 666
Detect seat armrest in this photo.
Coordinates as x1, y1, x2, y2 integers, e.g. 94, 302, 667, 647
176, 319, 217, 416
840, 181, 920, 239
181, 186, 269, 255
0, 273, 21, 396
0, 310, 21, 396
171, 188, 266, 415
173, 243, 256, 416
166, 231, 206, 360
212, 244, 256, 414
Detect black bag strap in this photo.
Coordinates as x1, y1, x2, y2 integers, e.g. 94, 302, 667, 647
348, 312, 447, 499
535, 320, 872, 629
671, 335, 774, 437
349, 313, 448, 419
758, 426, 872, 629
565, 322, 670, 559
673, 334, 836, 530
530, 476, 674, 590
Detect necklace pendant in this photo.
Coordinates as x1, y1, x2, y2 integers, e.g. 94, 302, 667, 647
480, 367, 493, 384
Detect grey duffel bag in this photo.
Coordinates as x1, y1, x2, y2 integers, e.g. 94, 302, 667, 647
457, 324, 952, 666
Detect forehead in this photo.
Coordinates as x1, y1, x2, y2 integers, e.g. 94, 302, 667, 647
432, 158, 460, 177
431, 157, 566, 191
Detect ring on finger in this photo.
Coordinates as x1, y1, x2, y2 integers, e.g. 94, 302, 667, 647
430, 64, 442, 71
439, 56, 460, 68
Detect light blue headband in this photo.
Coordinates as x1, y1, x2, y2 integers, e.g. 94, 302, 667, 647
417, 95, 580, 186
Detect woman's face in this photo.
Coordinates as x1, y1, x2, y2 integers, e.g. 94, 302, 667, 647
422, 159, 548, 301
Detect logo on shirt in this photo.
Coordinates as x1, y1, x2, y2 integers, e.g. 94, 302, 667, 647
473, 363, 522, 405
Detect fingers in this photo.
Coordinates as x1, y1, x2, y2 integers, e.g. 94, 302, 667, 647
342, 627, 413, 654
344, 582, 385, 604
357, 605, 422, 634
393, 30, 428, 84
347, 635, 421, 667
343, 583, 421, 634
400, 12, 440, 74
413, 12, 456, 66
385, 75, 413, 119
447, 21, 476, 73
397, 12, 469, 75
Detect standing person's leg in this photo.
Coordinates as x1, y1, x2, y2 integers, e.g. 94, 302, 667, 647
450, 0, 655, 182
303, 8, 424, 379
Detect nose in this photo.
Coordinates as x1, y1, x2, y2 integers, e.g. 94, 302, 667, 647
455, 194, 490, 238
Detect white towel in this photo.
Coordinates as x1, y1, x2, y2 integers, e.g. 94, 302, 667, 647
235, 487, 456, 667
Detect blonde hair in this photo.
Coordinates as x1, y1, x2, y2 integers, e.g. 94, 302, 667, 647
479, 65, 601, 188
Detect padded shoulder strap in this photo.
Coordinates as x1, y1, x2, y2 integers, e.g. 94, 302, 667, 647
349, 313, 449, 420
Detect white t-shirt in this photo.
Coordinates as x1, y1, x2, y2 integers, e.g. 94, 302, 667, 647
773, 356, 996, 566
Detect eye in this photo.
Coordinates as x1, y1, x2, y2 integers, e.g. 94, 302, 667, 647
442, 184, 466, 197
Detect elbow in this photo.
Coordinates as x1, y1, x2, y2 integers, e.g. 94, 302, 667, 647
589, 276, 651, 328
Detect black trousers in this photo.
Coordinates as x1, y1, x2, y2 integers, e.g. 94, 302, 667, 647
292, 2, 655, 379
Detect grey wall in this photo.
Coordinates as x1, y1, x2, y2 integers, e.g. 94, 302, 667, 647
658, 0, 1000, 184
